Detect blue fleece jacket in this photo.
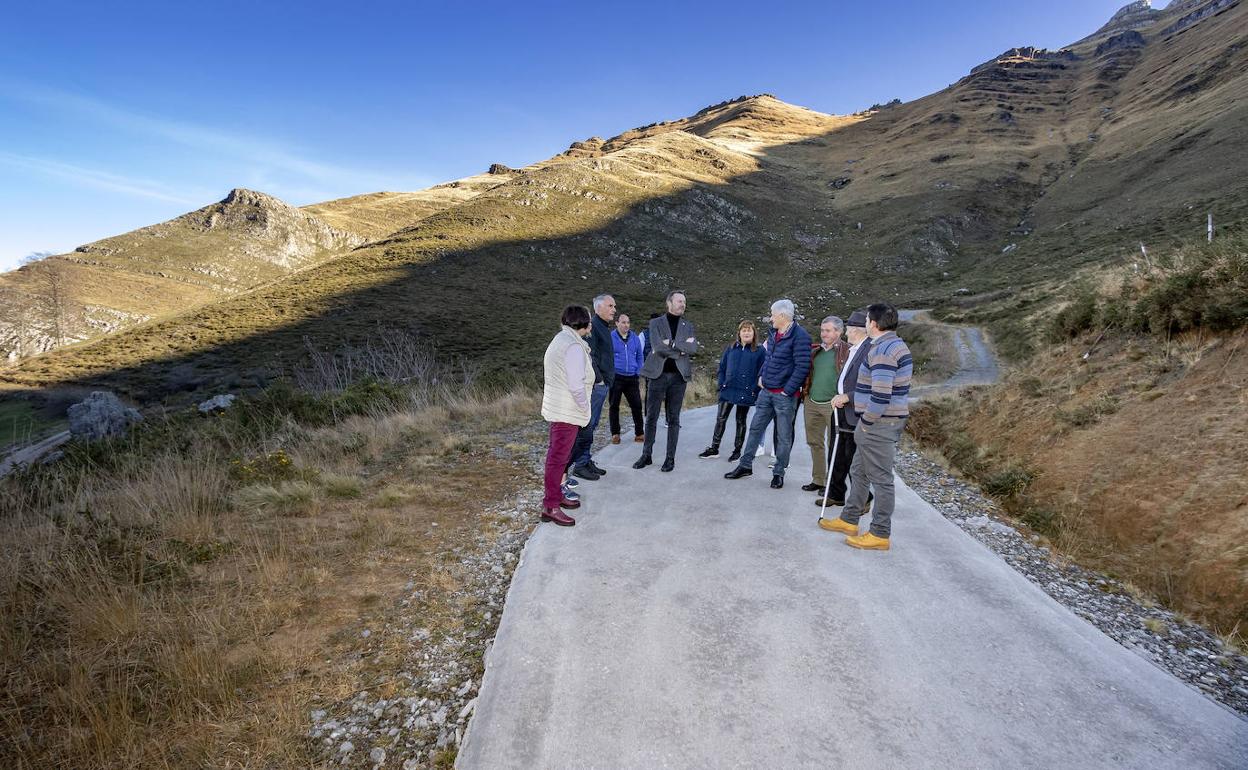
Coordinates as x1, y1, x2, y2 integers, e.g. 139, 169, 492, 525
612, 330, 644, 376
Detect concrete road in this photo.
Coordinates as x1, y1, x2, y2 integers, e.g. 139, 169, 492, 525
460, 407, 1247, 768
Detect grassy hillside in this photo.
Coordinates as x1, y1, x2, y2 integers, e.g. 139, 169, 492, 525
1, 1, 1246, 406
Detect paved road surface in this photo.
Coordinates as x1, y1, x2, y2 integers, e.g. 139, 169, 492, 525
460, 407, 1247, 768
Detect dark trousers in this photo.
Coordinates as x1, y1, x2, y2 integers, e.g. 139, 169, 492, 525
841, 418, 907, 537
570, 382, 608, 468
710, 401, 750, 452
641, 371, 687, 461
828, 427, 858, 502
609, 374, 644, 437
544, 422, 578, 508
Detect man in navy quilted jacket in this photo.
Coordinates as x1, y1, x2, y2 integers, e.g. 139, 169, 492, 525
724, 299, 812, 489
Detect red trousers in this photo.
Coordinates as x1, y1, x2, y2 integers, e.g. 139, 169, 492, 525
544, 422, 579, 508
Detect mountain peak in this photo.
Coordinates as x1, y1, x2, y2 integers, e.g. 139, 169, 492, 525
221, 188, 287, 208
1074, 0, 1161, 45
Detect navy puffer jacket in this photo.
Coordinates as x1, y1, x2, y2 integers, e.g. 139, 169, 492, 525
760, 323, 812, 395
717, 343, 767, 405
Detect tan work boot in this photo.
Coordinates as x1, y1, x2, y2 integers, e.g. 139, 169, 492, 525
611, 434, 621, 444
819, 517, 858, 535
846, 532, 890, 550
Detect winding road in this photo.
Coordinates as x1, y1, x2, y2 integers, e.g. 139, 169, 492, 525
900, 309, 1000, 399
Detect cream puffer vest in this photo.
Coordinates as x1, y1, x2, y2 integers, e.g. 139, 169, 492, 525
542, 326, 594, 426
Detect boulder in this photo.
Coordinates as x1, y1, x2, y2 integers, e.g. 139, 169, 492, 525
67, 391, 143, 440
198, 394, 236, 414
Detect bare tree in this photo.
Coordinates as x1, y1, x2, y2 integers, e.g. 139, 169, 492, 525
31, 260, 73, 348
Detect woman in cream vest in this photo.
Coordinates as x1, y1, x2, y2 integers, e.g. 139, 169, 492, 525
540, 305, 595, 526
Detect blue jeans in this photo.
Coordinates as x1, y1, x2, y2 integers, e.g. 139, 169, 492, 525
571, 383, 609, 467
736, 389, 798, 477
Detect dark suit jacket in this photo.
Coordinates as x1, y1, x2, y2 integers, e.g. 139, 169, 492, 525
639, 315, 698, 381
837, 339, 871, 429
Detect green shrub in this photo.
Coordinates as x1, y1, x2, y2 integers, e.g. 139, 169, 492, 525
982, 467, 1035, 498
1021, 506, 1063, 538
1049, 286, 1100, 341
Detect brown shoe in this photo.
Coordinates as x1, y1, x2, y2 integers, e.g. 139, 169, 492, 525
611, 434, 621, 444
634, 434, 645, 443
541, 507, 576, 526
560, 496, 581, 509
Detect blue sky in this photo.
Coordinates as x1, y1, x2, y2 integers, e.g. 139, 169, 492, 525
0, 0, 1155, 272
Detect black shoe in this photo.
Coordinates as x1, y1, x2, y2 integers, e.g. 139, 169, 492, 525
698, 447, 720, 459
632, 455, 653, 470
586, 460, 607, 476
814, 497, 845, 507
800, 483, 824, 493
661, 458, 675, 472
770, 475, 784, 489
572, 464, 601, 481
727, 450, 741, 462
724, 467, 752, 480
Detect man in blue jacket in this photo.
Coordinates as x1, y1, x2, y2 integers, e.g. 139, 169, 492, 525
608, 313, 645, 444
725, 299, 812, 489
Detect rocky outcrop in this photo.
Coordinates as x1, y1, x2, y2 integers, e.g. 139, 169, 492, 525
1095, 30, 1146, 56
561, 137, 605, 159
197, 394, 236, 414
1160, 0, 1239, 37
67, 391, 143, 440
1083, 1, 1162, 43
970, 47, 1078, 75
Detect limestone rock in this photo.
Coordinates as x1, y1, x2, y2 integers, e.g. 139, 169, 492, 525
67, 392, 142, 440
197, 394, 236, 414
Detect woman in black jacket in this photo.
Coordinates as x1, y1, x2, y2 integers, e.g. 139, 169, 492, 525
699, 320, 767, 461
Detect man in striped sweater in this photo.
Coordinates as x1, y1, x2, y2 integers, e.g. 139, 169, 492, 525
821, 303, 912, 550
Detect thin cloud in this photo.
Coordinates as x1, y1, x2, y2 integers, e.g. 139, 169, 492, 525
0, 81, 431, 193
0, 151, 204, 205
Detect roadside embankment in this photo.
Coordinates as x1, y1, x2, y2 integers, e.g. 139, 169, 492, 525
908, 326, 1248, 641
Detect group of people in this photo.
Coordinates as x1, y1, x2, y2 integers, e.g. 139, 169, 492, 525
539, 291, 911, 551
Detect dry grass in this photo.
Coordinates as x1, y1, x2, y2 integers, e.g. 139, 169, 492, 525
0, 384, 540, 768
909, 326, 1248, 642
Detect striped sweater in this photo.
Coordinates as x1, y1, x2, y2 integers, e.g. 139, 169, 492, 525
852, 331, 913, 425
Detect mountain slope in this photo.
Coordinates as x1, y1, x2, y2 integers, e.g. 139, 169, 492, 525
0, 189, 365, 362
301, 170, 516, 240
2, 0, 1246, 399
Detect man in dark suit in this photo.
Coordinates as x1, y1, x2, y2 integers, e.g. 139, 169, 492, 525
818, 309, 872, 516
633, 291, 698, 473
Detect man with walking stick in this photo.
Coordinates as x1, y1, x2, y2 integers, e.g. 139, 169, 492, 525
818, 309, 872, 523
820, 304, 912, 550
